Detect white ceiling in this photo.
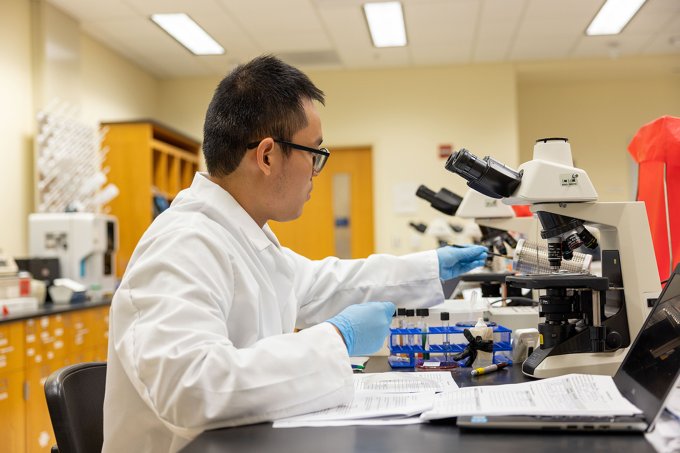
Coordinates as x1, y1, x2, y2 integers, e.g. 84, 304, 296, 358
47, 0, 680, 79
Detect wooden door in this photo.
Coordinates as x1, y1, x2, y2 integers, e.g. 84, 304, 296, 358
269, 147, 374, 259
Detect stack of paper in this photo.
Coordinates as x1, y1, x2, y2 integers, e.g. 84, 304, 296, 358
273, 372, 457, 428
420, 374, 642, 420
275, 372, 643, 428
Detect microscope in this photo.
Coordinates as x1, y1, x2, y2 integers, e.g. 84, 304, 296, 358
415, 185, 526, 263
445, 138, 661, 378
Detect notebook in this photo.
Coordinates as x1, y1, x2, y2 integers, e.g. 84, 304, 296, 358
456, 264, 680, 432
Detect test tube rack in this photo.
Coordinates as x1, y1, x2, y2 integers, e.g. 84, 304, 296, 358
388, 324, 512, 368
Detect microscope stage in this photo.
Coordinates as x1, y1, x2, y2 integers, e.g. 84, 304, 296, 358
507, 274, 609, 290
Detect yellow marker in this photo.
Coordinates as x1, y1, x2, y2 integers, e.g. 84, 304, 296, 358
471, 362, 509, 376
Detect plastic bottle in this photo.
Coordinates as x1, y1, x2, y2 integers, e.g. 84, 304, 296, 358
470, 317, 493, 367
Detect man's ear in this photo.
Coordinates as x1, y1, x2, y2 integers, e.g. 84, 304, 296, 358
255, 138, 276, 176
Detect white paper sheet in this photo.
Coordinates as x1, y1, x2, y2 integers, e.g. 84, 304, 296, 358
273, 415, 425, 428
353, 372, 458, 394
274, 391, 435, 425
421, 373, 643, 420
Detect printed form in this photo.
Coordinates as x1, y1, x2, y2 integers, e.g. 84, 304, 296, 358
274, 372, 457, 428
421, 373, 643, 420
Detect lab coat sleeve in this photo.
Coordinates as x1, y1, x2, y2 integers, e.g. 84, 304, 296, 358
111, 228, 353, 438
286, 249, 444, 328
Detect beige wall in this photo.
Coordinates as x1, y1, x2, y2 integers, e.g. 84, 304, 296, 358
517, 56, 680, 201
80, 34, 158, 124
157, 65, 519, 254
0, 1, 159, 257
0, 0, 35, 258
308, 65, 518, 254
157, 59, 680, 254
2, 0, 679, 259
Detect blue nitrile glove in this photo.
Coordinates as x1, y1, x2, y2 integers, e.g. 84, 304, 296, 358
436, 245, 488, 281
326, 302, 396, 356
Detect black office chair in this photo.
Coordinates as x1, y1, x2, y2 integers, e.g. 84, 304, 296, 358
44, 362, 107, 453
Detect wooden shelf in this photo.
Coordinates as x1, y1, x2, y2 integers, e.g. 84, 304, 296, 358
102, 121, 201, 277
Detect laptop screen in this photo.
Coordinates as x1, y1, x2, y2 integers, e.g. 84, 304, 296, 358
614, 265, 680, 423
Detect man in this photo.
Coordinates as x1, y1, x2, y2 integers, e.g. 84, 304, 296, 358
102, 55, 487, 452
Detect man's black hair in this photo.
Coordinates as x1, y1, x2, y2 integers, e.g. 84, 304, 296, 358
202, 55, 325, 176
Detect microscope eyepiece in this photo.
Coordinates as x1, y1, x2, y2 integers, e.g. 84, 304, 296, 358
415, 185, 436, 202
445, 149, 522, 199
415, 184, 462, 216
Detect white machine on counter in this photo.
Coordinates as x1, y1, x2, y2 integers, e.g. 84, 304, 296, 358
446, 138, 660, 378
29, 213, 118, 296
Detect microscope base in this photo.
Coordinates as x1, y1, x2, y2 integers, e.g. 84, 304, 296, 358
522, 348, 629, 379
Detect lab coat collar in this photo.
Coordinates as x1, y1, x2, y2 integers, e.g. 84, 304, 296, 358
189, 173, 280, 252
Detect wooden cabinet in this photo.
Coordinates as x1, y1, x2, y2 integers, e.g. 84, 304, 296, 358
25, 314, 68, 453
0, 322, 26, 452
0, 304, 111, 453
102, 121, 201, 277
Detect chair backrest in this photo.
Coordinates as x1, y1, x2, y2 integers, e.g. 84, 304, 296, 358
44, 362, 107, 453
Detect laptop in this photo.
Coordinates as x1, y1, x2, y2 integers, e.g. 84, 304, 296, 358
457, 264, 680, 432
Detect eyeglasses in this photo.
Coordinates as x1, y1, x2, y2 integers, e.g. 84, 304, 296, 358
247, 139, 330, 174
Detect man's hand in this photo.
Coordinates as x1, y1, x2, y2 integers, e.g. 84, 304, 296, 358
436, 245, 488, 281
326, 302, 396, 356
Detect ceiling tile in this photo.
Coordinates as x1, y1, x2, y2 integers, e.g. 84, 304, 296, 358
44, 0, 680, 78
48, 0, 137, 20
509, 33, 577, 61
406, 0, 479, 45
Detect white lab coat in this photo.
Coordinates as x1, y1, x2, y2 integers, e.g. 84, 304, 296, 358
102, 173, 444, 453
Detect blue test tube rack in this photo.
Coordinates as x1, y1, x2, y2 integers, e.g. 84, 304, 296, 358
388, 324, 512, 368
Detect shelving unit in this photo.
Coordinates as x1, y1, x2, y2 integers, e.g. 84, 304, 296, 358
101, 121, 201, 277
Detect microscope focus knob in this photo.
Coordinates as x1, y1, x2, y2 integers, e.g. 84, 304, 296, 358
605, 331, 623, 349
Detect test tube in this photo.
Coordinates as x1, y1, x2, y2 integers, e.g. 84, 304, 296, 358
405, 309, 415, 348
441, 312, 450, 363
416, 308, 430, 360
396, 308, 407, 346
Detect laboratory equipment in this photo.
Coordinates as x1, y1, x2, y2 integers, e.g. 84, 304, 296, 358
415, 185, 463, 216
29, 212, 118, 296
445, 137, 660, 378
388, 322, 511, 369
512, 238, 591, 274
469, 318, 494, 367
0, 250, 19, 276
440, 312, 450, 363
511, 328, 540, 363
416, 308, 430, 359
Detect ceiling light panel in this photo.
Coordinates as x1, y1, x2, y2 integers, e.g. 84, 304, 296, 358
586, 0, 647, 36
363, 2, 407, 48
151, 13, 224, 55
